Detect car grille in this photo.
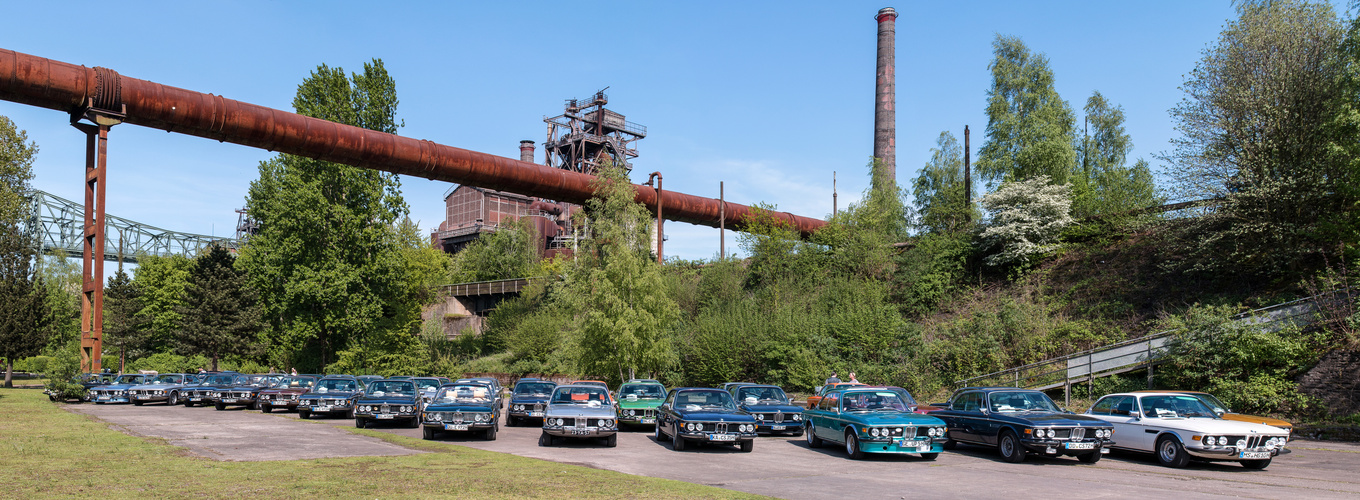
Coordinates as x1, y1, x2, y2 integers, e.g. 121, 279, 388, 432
322, 398, 346, 406
1070, 428, 1085, 440
534, 403, 544, 412
447, 412, 465, 423
1223, 435, 1269, 449
381, 404, 392, 413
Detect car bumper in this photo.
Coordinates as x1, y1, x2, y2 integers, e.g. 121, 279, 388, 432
262, 400, 301, 408
425, 421, 495, 431
1021, 438, 1112, 455
356, 412, 417, 421
677, 431, 755, 443
858, 437, 944, 454
1188, 446, 1284, 460
618, 415, 658, 425
300, 404, 351, 414
93, 396, 130, 403
754, 422, 801, 433
509, 409, 547, 419
132, 395, 169, 403
217, 397, 256, 406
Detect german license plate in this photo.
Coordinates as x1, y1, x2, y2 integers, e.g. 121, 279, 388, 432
571, 428, 593, 435
772, 425, 786, 431
530, 412, 543, 417
188, 397, 200, 401
709, 434, 736, 441
316, 406, 331, 412
98, 396, 110, 401
136, 395, 150, 399
641, 418, 655, 424
1241, 451, 1270, 459
1065, 442, 1095, 450
445, 424, 469, 431
376, 414, 394, 419
222, 399, 237, 403
273, 401, 288, 405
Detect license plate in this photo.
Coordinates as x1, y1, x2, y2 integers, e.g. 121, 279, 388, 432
222, 399, 237, 403
530, 412, 543, 417
273, 401, 288, 405
571, 428, 594, 435
136, 395, 151, 399
445, 424, 469, 431
917, 444, 932, 452
772, 425, 786, 431
1065, 442, 1095, 450
189, 398, 201, 401
98, 397, 110, 401
641, 418, 655, 424
1241, 451, 1270, 459
316, 406, 331, 412
376, 414, 394, 419
709, 434, 736, 441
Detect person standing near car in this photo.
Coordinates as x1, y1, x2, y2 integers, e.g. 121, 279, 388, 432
825, 372, 841, 385
848, 372, 859, 383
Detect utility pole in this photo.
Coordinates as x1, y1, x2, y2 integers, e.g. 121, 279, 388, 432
719, 181, 725, 260
833, 171, 838, 216
963, 126, 971, 224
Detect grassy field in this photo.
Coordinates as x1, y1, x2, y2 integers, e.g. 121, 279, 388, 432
0, 388, 762, 499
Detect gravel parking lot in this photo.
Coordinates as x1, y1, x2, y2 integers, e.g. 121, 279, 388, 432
73, 402, 1360, 499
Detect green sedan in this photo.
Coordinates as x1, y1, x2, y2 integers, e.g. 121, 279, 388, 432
616, 379, 666, 426
804, 387, 948, 460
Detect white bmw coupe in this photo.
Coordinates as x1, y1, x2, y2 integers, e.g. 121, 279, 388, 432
1085, 392, 1289, 469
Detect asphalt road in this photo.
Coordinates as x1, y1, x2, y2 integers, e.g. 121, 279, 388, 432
72, 402, 1360, 499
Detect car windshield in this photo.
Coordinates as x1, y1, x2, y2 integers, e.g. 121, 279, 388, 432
269, 376, 316, 389
674, 390, 737, 410
552, 387, 611, 405
1190, 393, 1229, 414
514, 382, 555, 397
206, 375, 233, 385
434, 385, 493, 404
736, 386, 789, 404
841, 391, 908, 412
413, 379, 441, 390
115, 375, 142, 384
366, 381, 415, 396
988, 391, 1061, 413
620, 384, 665, 399
1139, 395, 1218, 418
313, 379, 358, 392
152, 375, 182, 384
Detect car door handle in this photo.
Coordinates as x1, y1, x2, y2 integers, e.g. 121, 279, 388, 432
1144, 429, 1158, 434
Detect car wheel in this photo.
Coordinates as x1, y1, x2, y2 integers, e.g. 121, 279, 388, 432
806, 424, 823, 448
299, 410, 310, 420
506, 416, 516, 427
539, 431, 553, 447
168, 392, 179, 406
355, 418, 365, 429
185, 400, 195, 408
920, 452, 939, 461
999, 430, 1025, 463
261, 405, 273, 413
672, 428, 687, 451
1156, 436, 1190, 468
1240, 458, 1271, 470
423, 426, 436, 440
845, 430, 865, 460
655, 421, 666, 441
739, 439, 753, 453
942, 438, 958, 450
1078, 451, 1102, 464
215, 402, 225, 411
605, 433, 617, 447
134, 400, 144, 406
485, 425, 498, 441
408, 417, 420, 429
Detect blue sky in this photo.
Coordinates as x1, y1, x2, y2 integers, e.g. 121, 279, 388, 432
0, 1, 1293, 261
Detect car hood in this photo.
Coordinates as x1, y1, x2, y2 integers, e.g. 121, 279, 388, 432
1224, 413, 1293, 429
226, 385, 264, 391
1109, 416, 1290, 436
356, 395, 419, 404
545, 404, 616, 418
838, 411, 946, 426
510, 396, 550, 404
618, 399, 664, 410
674, 409, 755, 422
742, 404, 803, 414
301, 391, 359, 399
425, 403, 495, 412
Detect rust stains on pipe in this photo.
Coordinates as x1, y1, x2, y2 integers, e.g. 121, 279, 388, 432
0, 48, 826, 237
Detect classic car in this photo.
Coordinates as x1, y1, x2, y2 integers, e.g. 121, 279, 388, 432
127, 373, 199, 406
655, 387, 757, 452
89, 374, 152, 404
1132, 390, 1293, 437
412, 377, 444, 404
506, 378, 556, 426
539, 384, 618, 447
181, 372, 237, 407
297, 376, 363, 419
213, 374, 277, 410
805, 382, 866, 409
356, 375, 383, 388
733, 384, 803, 436
1085, 392, 1290, 469
354, 379, 421, 428
421, 382, 501, 440
458, 377, 506, 408
616, 380, 667, 427
804, 387, 947, 459
931, 387, 1115, 463
257, 375, 318, 413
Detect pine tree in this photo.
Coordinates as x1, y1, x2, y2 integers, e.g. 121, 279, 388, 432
178, 245, 262, 371
103, 270, 146, 373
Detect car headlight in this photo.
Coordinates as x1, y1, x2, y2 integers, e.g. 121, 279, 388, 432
870, 428, 881, 437
605, 419, 614, 427
556, 418, 565, 426
793, 414, 801, 421
1235, 438, 1247, 448
1046, 429, 1056, 438
1202, 435, 1214, 446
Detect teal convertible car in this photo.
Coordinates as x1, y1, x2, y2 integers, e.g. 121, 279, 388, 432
804, 387, 948, 460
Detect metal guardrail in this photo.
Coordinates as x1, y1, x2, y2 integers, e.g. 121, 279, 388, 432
441, 277, 543, 297
952, 294, 1327, 400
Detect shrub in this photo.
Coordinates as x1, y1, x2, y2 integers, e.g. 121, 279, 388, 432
978, 176, 1074, 269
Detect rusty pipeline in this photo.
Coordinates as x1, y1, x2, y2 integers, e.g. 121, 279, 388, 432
0, 48, 826, 237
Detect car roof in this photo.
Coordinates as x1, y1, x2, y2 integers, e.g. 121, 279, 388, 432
1130, 390, 1207, 395
626, 379, 661, 384
734, 384, 782, 390
956, 387, 1042, 393
554, 384, 607, 390
1106, 392, 1200, 398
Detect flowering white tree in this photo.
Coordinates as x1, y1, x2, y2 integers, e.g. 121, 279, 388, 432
978, 176, 1073, 267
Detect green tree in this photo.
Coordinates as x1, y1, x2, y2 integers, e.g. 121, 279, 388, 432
178, 245, 263, 371
1162, 1, 1351, 276
239, 59, 424, 371
0, 115, 38, 228
0, 225, 49, 387
131, 254, 191, 353
563, 163, 679, 382
976, 35, 1078, 190
1074, 92, 1160, 217
448, 217, 537, 283
103, 270, 146, 373
913, 131, 977, 233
